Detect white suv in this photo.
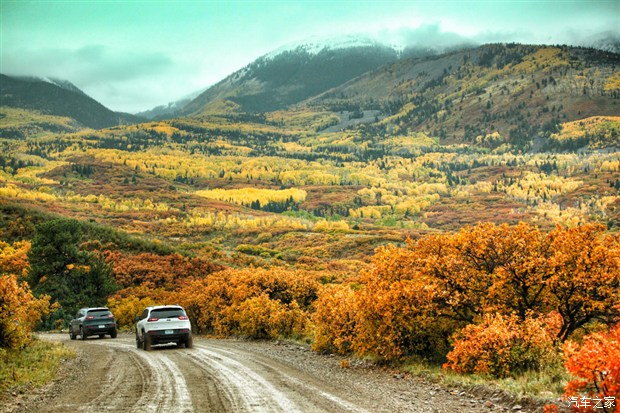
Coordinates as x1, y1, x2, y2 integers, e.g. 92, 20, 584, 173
135, 305, 193, 350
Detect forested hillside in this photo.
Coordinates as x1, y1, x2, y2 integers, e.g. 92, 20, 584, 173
0, 75, 143, 129
307, 44, 619, 148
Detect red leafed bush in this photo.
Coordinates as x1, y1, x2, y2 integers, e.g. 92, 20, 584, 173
443, 312, 562, 378
561, 324, 620, 412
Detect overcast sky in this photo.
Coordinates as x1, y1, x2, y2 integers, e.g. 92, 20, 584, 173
1, 0, 618, 113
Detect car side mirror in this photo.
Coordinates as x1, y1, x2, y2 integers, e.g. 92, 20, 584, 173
135, 316, 141, 321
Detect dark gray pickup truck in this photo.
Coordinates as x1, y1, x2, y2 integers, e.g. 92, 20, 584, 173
70, 307, 118, 340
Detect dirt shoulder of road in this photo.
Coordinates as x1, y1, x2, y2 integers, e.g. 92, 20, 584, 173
221, 338, 552, 412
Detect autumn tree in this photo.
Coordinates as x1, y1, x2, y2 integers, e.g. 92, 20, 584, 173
312, 222, 620, 364
410, 223, 619, 340
547, 224, 620, 341
0, 240, 31, 277
312, 283, 358, 354
351, 243, 454, 361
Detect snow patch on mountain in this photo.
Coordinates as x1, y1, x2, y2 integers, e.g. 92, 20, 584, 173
581, 31, 620, 54
263, 34, 395, 60
42, 77, 87, 96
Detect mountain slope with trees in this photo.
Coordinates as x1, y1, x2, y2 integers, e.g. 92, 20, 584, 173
305, 44, 620, 149
181, 43, 399, 116
0, 75, 144, 129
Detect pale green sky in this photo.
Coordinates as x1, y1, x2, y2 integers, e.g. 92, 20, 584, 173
1, 0, 618, 112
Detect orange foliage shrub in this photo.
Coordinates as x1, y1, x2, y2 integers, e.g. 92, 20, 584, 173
1, 240, 54, 349
105, 251, 222, 289
0, 274, 54, 349
443, 312, 562, 378
170, 277, 232, 335
107, 295, 157, 329
169, 267, 319, 338
352, 276, 450, 361
0, 240, 31, 277
561, 324, 620, 412
312, 244, 456, 361
227, 294, 308, 339
312, 284, 358, 354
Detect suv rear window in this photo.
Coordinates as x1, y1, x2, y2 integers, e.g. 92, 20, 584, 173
87, 309, 112, 316
151, 308, 185, 318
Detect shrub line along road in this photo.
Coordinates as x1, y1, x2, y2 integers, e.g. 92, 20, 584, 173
7, 333, 536, 413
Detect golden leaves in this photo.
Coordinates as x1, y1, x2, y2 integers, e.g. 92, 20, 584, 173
0, 242, 54, 349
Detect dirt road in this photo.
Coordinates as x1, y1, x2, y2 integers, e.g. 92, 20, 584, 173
4, 333, 536, 412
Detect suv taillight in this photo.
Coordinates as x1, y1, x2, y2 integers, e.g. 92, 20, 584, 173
108, 314, 114, 318
179, 316, 189, 320
147, 317, 159, 322
85, 316, 94, 320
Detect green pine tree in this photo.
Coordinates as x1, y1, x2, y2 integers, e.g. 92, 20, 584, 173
26, 219, 117, 327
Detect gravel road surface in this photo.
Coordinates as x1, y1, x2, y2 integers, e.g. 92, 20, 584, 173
2, 333, 541, 412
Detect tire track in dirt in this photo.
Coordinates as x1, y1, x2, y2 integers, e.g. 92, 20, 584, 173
184, 343, 371, 413
99, 339, 371, 412
34, 339, 151, 412
87, 340, 193, 413
183, 347, 301, 412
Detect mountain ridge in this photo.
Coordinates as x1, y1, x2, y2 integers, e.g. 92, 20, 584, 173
180, 41, 401, 116
0, 74, 144, 130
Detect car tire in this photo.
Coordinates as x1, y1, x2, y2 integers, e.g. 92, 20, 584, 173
144, 333, 152, 351
70, 330, 76, 340
135, 333, 142, 349
111, 329, 117, 339
80, 327, 87, 341
185, 335, 193, 349
99, 334, 105, 339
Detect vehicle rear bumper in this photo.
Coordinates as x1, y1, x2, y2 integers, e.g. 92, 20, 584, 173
83, 324, 117, 336
147, 329, 191, 344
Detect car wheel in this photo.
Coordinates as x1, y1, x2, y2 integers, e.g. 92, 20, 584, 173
80, 327, 87, 340
99, 334, 105, 339
70, 330, 76, 340
144, 334, 152, 351
135, 333, 142, 349
111, 329, 117, 339
185, 335, 193, 349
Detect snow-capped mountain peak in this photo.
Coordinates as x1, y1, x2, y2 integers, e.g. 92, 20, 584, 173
264, 34, 394, 60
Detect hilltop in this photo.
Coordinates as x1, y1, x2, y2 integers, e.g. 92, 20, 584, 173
180, 39, 400, 116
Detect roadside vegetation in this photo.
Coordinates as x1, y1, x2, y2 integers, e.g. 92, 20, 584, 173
0, 339, 74, 395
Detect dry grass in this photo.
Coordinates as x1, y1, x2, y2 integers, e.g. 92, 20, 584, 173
0, 338, 75, 394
